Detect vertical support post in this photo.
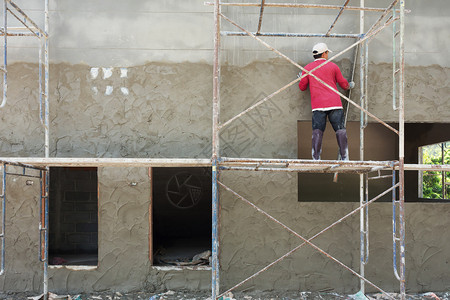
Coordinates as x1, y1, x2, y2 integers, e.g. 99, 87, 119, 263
1, 0, 7, 109
39, 170, 49, 300
211, 0, 221, 299
358, 0, 365, 294
0, 163, 6, 275
44, 0, 49, 158
43, 2, 50, 298
392, 7, 397, 111
398, 1, 406, 299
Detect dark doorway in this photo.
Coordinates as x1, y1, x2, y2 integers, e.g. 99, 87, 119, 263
49, 167, 98, 266
152, 167, 212, 267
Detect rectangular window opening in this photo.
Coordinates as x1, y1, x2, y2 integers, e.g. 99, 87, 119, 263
152, 167, 212, 267
419, 141, 450, 200
49, 167, 98, 266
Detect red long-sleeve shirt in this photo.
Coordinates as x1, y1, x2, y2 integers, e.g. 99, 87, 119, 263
299, 58, 349, 111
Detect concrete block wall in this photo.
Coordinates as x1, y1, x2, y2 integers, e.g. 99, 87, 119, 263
49, 168, 98, 255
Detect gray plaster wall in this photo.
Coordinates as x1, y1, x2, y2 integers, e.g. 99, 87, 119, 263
7, 0, 450, 67
0, 0, 449, 296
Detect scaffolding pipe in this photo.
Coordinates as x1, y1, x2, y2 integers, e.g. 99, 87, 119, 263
205, 2, 388, 12
6, 0, 47, 37
1, 0, 6, 109
398, 1, 406, 299
220, 166, 384, 174
218, 180, 398, 300
366, 0, 398, 36
326, 0, 350, 36
359, 0, 366, 293
38, 170, 49, 300
256, 0, 265, 35
392, 8, 398, 111
0, 164, 5, 275
44, 0, 49, 159
6, 7, 40, 38
211, 0, 220, 298
392, 169, 401, 281
222, 32, 361, 38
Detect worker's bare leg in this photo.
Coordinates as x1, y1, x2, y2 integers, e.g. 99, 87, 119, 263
312, 129, 323, 160
335, 129, 349, 161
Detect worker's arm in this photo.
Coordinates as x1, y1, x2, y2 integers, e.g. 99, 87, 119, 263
298, 71, 309, 91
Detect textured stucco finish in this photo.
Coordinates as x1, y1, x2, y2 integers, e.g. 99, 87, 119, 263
0, 59, 449, 293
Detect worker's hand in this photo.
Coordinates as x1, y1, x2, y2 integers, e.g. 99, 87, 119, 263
348, 81, 355, 89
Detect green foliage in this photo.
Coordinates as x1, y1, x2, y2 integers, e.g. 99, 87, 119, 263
422, 143, 450, 200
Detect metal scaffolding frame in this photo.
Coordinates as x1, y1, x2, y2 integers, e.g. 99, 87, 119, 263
210, 0, 408, 299
0, 1, 448, 300
0, 0, 50, 298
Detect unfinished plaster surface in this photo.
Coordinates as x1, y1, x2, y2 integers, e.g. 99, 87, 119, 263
0, 58, 449, 293
219, 171, 450, 293
1, 60, 448, 158
0, 167, 210, 294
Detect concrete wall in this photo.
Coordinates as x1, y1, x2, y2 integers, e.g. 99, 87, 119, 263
7, 0, 450, 67
0, 0, 449, 295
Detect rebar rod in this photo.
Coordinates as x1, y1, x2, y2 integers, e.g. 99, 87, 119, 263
219, 13, 399, 135
218, 181, 398, 299
6, 0, 47, 38
256, 0, 265, 35
326, 0, 350, 36
222, 32, 361, 38
205, 2, 387, 12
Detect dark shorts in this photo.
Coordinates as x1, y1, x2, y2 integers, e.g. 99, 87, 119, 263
312, 109, 345, 132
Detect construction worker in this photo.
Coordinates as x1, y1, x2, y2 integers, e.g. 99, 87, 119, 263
298, 42, 354, 161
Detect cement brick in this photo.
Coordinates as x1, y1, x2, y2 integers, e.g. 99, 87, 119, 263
64, 212, 91, 223
76, 243, 98, 253
67, 233, 91, 244
76, 223, 97, 233
61, 202, 75, 212
75, 179, 97, 193
74, 202, 97, 212
65, 191, 91, 202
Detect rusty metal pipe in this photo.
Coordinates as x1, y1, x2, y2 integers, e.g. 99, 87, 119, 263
205, 2, 387, 12
326, 0, 350, 36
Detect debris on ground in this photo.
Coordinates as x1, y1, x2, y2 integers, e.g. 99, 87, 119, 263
1, 290, 448, 300
155, 250, 212, 267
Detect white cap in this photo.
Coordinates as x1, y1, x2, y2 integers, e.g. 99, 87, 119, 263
312, 43, 332, 55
